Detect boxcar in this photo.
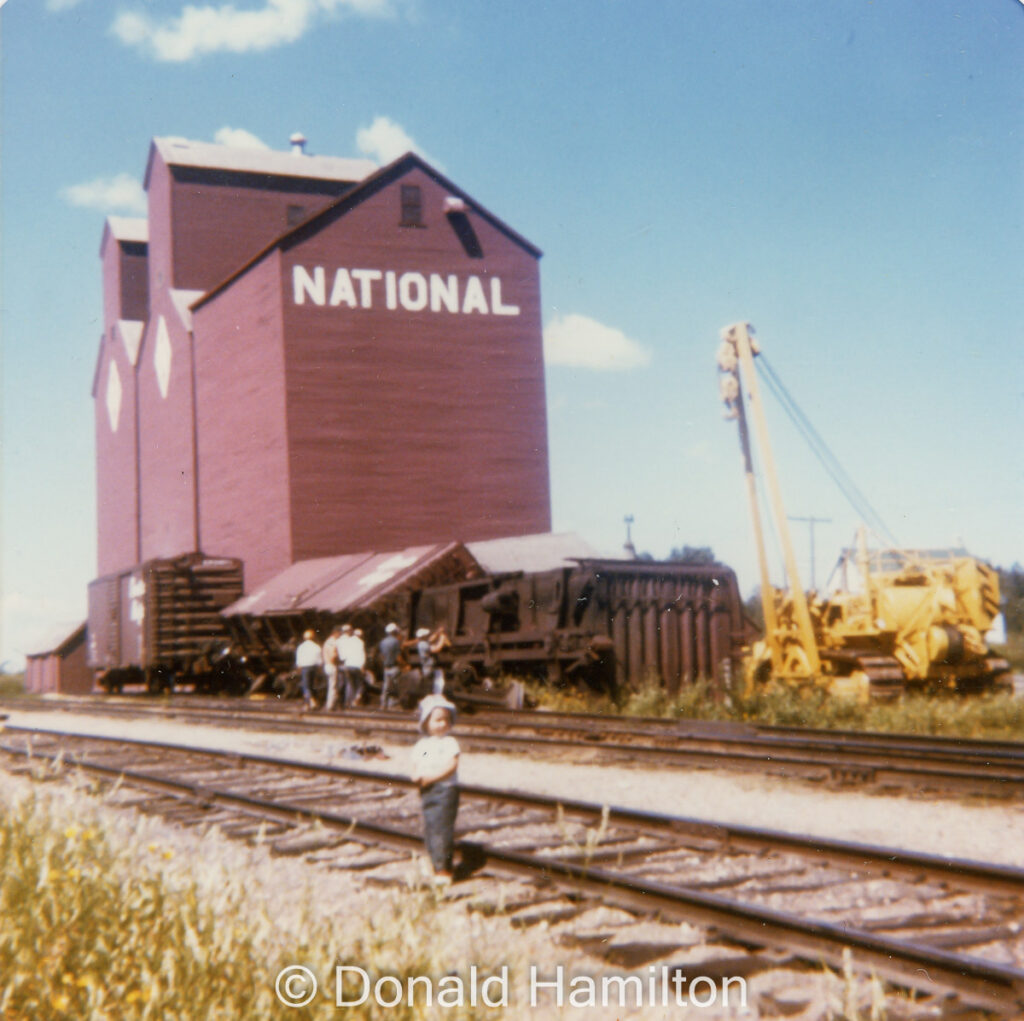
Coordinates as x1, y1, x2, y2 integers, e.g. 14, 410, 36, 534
87, 553, 244, 692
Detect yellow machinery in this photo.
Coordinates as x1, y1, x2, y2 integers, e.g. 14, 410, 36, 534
717, 322, 1010, 699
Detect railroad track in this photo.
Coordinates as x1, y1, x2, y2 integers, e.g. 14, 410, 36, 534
2, 724, 1023, 1014
5, 693, 1024, 800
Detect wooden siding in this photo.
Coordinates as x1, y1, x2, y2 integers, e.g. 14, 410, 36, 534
136, 293, 199, 560
120, 242, 149, 321
102, 238, 148, 330
167, 164, 348, 293
96, 142, 549, 599
193, 252, 293, 589
25, 633, 93, 695
94, 333, 139, 575
145, 157, 174, 302
280, 165, 551, 560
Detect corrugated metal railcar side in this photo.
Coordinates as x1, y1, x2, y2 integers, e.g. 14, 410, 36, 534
412, 559, 751, 693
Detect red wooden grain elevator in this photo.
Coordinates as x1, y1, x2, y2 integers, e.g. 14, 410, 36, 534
93, 136, 551, 591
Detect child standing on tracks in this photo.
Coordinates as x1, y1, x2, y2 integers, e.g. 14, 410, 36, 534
411, 693, 460, 884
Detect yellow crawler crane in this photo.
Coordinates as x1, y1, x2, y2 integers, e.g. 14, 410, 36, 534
717, 322, 1010, 699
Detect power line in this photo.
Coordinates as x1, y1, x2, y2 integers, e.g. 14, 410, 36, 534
755, 356, 899, 547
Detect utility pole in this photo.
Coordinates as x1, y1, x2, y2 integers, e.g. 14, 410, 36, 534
788, 515, 831, 591
623, 515, 637, 559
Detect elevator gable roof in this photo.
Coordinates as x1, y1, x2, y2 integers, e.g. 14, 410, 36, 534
144, 137, 377, 190
192, 151, 542, 313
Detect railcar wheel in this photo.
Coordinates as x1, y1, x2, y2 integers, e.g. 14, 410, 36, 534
145, 668, 174, 696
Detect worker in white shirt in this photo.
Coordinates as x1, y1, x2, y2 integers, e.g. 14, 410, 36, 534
338, 623, 366, 707
294, 629, 322, 711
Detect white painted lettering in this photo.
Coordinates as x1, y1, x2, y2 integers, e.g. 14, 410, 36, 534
430, 273, 459, 313
293, 265, 325, 305
399, 271, 428, 311
491, 277, 520, 315
290, 265, 520, 317
351, 268, 382, 308
329, 268, 357, 308
462, 275, 489, 314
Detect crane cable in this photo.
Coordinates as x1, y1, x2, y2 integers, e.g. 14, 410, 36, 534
754, 355, 900, 549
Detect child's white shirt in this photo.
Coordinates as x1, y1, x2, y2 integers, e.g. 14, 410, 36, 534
411, 734, 460, 784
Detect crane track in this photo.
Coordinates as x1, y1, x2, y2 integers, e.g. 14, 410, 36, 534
5, 694, 1024, 799
2, 725, 1023, 1014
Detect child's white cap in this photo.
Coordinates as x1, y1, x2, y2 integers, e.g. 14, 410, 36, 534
416, 627, 430, 638
418, 693, 456, 732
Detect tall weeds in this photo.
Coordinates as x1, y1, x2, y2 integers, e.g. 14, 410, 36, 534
0, 787, 509, 1020
527, 677, 1024, 740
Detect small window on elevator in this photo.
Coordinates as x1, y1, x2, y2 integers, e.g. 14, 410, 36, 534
400, 185, 423, 227
286, 204, 306, 227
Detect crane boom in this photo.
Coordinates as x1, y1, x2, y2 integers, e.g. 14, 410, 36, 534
718, 322, 820, 679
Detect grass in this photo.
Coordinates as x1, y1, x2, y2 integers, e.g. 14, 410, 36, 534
525, 675, 1024, 741
0, 672, 25, 698
0, 784, 511, 1020
992, 634, 1024, 671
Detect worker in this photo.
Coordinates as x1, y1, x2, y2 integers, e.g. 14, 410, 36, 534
338, 623, 366, 707
405, 626, 450, 693
322, 625, 342, 711
294, 629, 322, 711
378, 623, 402, 709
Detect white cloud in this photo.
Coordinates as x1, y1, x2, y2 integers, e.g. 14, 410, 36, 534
60, 173, 147, 214
544, 313, 652, 371
214, 126, 270, 149
112, 0, 393, 63
355, 115, 441, 168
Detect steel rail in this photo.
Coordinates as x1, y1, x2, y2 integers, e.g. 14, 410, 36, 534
5, 722, 1023, 896
2, 727, 1022, 1012
5, 695, 1024, 800
10, 693, 1024, 760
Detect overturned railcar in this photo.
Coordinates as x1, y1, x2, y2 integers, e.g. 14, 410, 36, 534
411, 558, 751, 693
87, 553, 244, 692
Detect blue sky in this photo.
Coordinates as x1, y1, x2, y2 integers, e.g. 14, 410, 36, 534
2, 0, 1022, 667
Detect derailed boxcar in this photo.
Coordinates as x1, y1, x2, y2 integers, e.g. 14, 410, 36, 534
87, 553, 244, 692
411, 558, 752, 694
